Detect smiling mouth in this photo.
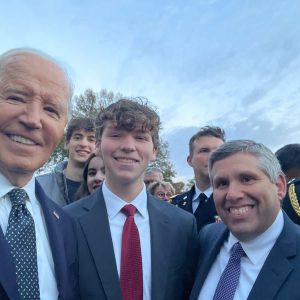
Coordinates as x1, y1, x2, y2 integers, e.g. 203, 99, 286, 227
229, 205, 254, 216
9, 134, 36, 145
115, 157, 138, 163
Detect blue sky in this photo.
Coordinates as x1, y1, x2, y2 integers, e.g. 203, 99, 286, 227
1, 0, 300, 182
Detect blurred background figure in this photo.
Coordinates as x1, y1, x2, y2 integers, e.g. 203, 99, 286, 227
74, 153, 105, 200
275, 143, 300, 182
276, 143, 300, 225
144, 166, 163, 187
148, 180, 175, 202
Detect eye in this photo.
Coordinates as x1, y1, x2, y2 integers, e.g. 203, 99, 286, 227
241, 175, 254, 184
88, 170, 96, 177
44, 106, 60, 118
214, 179, 228, 189
136, 134, 149, 141
88, 136, 96, 143
7, 95, 25, 103
72, 134, 82, 140
198, 148, 210, 154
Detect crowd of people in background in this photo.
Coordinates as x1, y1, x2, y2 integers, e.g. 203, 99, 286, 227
1, 47, 300, 300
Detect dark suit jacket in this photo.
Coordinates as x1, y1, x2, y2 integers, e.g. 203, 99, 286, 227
190, 212, 300, 300
171, 185, 218, 231
0, 180, 79, 300
65, 187, 198, 300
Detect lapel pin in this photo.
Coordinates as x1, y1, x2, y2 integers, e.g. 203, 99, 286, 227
183, 196, 188, 200
214, 215, 221, 223
53, 210, 60, 219
182, 201, 187, 206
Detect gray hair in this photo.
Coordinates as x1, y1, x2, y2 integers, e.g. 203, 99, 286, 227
209, 140, 283, 183
0, 47, 74, 119
145, 166, 163, 178
148, 180, 175, 196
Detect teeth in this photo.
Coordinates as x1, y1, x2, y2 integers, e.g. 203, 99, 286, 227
230, 206, 250, 215
117, 158, 137, 163
10, 135, 35, 145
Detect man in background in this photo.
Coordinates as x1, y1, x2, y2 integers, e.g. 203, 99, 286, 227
171, 126, 225, 231
0, 48, 79, 299
37, 117, 96, 205
144, 166, 163, 187
276, 143, 300, 224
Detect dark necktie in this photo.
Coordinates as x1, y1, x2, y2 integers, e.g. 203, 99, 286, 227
194, 193, 207, 216
120, 204, 143, 300
5, 188, 40, 300
213, 242, 246, 300
194, 193, 207, 231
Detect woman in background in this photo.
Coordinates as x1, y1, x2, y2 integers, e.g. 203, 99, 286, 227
148, 180, 175, 202
74, 153, 105, 200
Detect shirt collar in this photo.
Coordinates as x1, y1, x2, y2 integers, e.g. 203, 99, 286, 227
227, 210, 284, 264
102, 181, 148, 219
0, 172, 36, 204
193, 185, 212, 202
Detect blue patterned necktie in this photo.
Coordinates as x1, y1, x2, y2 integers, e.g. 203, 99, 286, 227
5, 188, 40, 300
213, 242, 246, 300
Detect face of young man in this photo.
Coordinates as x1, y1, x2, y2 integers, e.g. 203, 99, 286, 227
96, 122, 157, 188
211, 152, 286, 242
0, 52, 69, 186
187, 136, 224, 180
64, 129, 96, 165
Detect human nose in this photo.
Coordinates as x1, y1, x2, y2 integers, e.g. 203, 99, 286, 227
94, 172, 105, 183
120, 135, 135, 152
19, 101, 42, 129
226, 182, 243, 201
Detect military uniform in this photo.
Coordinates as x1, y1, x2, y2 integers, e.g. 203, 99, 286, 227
282, 178, 300, 225
170, 185, 219, 231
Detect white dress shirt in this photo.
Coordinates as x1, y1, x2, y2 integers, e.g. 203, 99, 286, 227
0, 173, 58, 300
192, 186, 212, 212
198, 210, 284, 300
102, 181, 152, 300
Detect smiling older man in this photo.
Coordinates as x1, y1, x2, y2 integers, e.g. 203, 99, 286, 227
0, 48, 79, 300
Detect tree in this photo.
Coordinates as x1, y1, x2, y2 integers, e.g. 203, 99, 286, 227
38, 88, 177, 184
37, 88, 121, 174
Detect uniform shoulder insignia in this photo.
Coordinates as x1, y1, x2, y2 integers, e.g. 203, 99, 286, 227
288, 183, 300, 217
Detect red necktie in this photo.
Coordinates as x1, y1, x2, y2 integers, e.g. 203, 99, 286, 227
120, 204, 143, 300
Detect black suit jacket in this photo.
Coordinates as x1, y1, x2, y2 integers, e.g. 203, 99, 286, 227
171, 185, 218, 231
190, 212, 300, 300
65, 186, 198, 300
0, 180, 79, 300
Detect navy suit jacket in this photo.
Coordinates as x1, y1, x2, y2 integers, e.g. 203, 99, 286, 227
65, 186, 198, 300
190, 212, 300, 300
171, 185, 218, 231
0, 180, 79, 300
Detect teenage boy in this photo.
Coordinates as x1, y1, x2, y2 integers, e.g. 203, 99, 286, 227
66, 99, 198, 300
37, 117, 96, 205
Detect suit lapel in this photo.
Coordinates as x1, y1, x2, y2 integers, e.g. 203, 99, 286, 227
248, 215, 296, 299
148, 195, 173, 300
190, 225, 228, 300
35, 182, 68, 296
0, 228, 20, 300
78, 190, 122, 299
